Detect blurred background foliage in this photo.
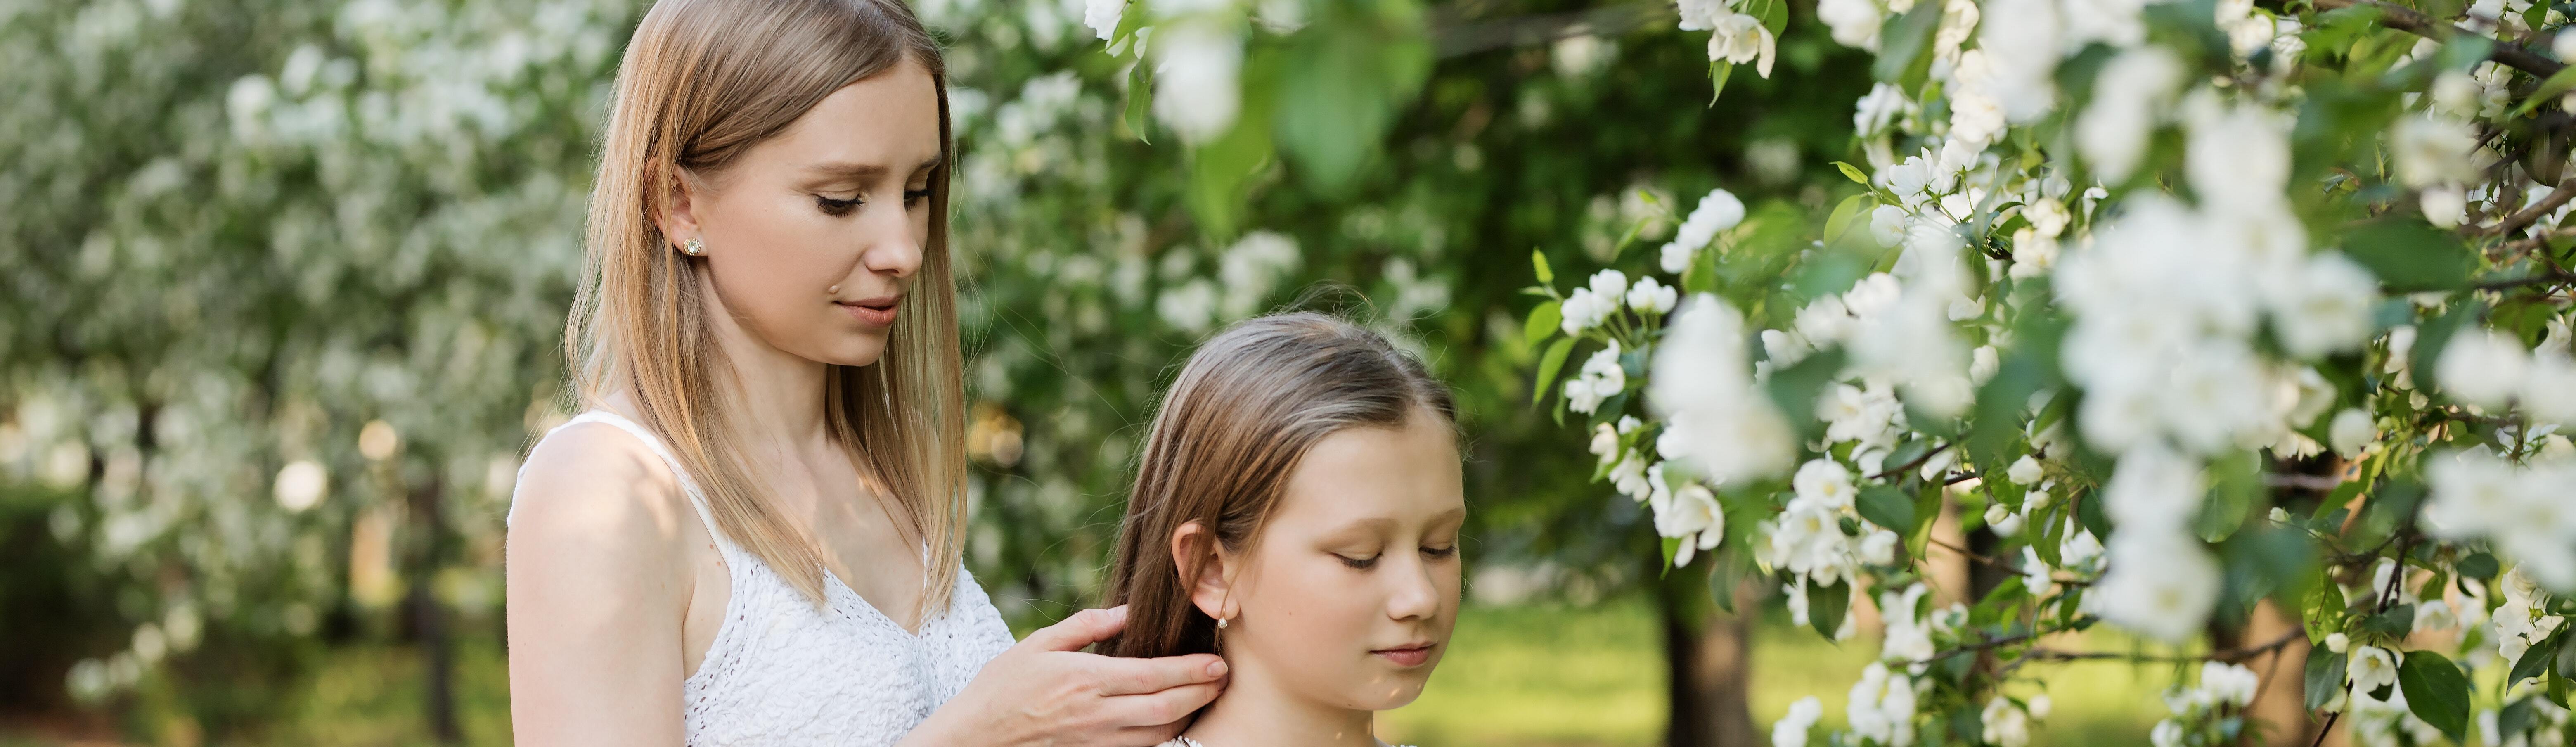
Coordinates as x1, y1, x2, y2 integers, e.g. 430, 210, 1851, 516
0, 0, 2151, 744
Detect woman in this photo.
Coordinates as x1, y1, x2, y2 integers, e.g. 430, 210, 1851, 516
503, 0, 1225, 744
1103, 314, 1466, 747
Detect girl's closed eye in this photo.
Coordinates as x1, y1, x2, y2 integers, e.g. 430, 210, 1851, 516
1336, 552, 1380, 570
1422, 544, 1459, 560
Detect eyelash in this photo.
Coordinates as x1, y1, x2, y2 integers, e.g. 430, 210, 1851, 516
1339, 545, 1459, 569
813, 188, 931, 217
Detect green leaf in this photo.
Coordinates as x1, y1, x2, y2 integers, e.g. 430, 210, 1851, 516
2341, 218, 2477, 292
2510, 628, 2564, 684
1809, 579, 1852, 639
1834, 161, 1873, 187
1272, 16, 1431, 195
2512, 64, 2576, 118
1532, 337, 1575, 406
1122, 61, 1155, 143
1524, 301, 1561, 349
2458, 551, 2500, 580
2361, 604, 2417, 637
1747, 0, 1788, 36
1858, 485, 1917, 536
1765, 348, 1849, 443
2398, 650, 2472, 743
1532, 249, 1554, 285
2305, 651, 2349, 711
1707, 59, 1735, 105
1875, 1, 1944, 88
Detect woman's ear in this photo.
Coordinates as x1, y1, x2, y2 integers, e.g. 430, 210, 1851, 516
1170, 520, 1234, 622
652, 167, 705, 251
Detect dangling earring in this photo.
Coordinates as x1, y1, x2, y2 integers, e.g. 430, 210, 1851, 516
682, 237, 705, 256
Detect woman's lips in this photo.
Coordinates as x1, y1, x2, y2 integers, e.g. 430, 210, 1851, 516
1372, 643, 1436, 667
838, 299, 898, 328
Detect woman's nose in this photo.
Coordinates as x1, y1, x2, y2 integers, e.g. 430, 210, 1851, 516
859, 205, 922, 279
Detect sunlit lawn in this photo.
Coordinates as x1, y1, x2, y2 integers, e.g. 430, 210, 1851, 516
6, 598, 2185, 747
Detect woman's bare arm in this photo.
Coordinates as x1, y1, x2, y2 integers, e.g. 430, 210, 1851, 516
505, 424, 698, 747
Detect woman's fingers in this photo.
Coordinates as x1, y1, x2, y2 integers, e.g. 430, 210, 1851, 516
1020, 605, 1130, 652
1101, 679, 1224, 731
1091, 652, 1228, 696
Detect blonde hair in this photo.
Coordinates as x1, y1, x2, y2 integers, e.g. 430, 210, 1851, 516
568, 0, 966, 612
1101, 313, 1456, 660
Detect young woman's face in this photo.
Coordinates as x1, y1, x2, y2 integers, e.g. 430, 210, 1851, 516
662, 59, 942, 367
1207, 409, 1466, 711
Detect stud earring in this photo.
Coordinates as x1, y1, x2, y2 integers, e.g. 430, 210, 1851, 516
682, 237, 705, 256
1216, 614, 1231, 630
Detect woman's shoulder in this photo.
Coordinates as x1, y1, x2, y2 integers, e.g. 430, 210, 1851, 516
507, 414, 697, 557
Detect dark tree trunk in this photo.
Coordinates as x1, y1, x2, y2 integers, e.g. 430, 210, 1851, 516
1658, 564, 1758, 747
402, 477, 460, 743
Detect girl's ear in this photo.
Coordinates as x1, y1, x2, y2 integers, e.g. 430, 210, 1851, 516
1170, 520, 1235, 621
652, 167, 705, 251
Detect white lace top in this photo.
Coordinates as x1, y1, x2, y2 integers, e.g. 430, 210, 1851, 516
1160, 738, 1415, 747
511, 410, 1017, 746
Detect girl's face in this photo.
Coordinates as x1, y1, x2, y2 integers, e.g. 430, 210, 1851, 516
657, 60, 942, 368
1197, 409, 1466, 711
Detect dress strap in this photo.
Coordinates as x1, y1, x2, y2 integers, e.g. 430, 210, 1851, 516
509, 410, 735, 553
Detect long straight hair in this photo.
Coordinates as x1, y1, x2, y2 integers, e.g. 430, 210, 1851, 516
1100, 313, 1457, 659
568, 0, 968, 612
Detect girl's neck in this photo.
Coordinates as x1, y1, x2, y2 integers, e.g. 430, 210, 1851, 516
1178, 661, 1382, 747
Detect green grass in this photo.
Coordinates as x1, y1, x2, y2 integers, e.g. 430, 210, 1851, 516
7, 600, 2185, 746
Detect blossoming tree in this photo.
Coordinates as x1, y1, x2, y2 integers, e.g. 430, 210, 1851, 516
1102, 0, 2576, 744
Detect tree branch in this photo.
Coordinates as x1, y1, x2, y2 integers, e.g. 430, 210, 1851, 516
1430, 3, 1677, 59
2484, 180, 2576, 237
2308, 0, 2567, 78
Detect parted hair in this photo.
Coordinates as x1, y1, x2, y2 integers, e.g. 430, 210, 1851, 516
1100, 313, 1456, 660
568, 0, 968, 612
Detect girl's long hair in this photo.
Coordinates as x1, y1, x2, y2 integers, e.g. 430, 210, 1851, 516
1100, 313, 1456, 659
568, 0, 967, 612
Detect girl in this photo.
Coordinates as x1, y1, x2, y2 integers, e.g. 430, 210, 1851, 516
1103, 313, 1468, 747
504, 1, 1224, 745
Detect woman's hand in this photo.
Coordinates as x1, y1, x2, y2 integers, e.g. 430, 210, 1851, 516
902, 606, 1228, 747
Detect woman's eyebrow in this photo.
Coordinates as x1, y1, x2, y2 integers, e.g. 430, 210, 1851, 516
803, 154, 945, 183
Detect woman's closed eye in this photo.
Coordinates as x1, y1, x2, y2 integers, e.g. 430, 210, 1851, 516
814, 193, 862, 216
902, 186, 930, 206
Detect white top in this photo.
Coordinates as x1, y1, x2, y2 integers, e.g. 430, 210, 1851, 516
1162, 738, 1415, 747
511, 410, 1016, 747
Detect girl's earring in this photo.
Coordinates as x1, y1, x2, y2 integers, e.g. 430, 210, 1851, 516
683, 237, 705, 256
1216, 614, 1231, 630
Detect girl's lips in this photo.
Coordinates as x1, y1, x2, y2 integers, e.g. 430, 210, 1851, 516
1372, 644, 1436, 667
838, 301, 897, 328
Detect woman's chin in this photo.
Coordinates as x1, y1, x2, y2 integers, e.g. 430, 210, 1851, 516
810, 337, 890, 368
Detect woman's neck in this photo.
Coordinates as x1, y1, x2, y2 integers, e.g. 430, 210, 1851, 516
700, 277, 830, 446
1179, 660, 1381, 747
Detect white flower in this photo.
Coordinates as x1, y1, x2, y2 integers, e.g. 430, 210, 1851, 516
1675, 189, 1745, 252
1589, 423, 1620, 467
2078, 47, 2184, 181
1677, 0, 1728, 29
2101, 443, 2207, 532
1855, 83, 1909, 134
2088, 530, 2221, 642
2202, 661, 2261, 707
2393, 114, 2483, 187
1793, 458, 1857, 511
2416, 599, 2458, 632
2325, 632, 2350, 653
2421, 185, 2469, 228
1151, 24, 1243, 145
1589, 269, 1629, 300
1868, 204, 1910, 247
1083, 0, 1124, 41
1985, 502, 2026, 536
2007, 455, 2044, 484
1818, 0, 1888, 50
1561, 287, 1612, 335
1627, 275, 1679, 315
1861, 529, 1899, 565
1983, 696, 2033, 747
1659, 484, 1726, 566
1707, 10, 1779, 77
2437, 328, 2531, 409
2349, 645, 2398, 694
2060, 524, 2104, 568
2150, 720, 2185, 747
1567, 341, 1628, 415
2328, 408, 2376, 456
1650, 295, 1796, 486
2269, 253, 2379, 359
2524, 351, 2576, 424
1773, 696, 1823, 747
2186, 97, 2291, 211
273, 460, 328, 512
